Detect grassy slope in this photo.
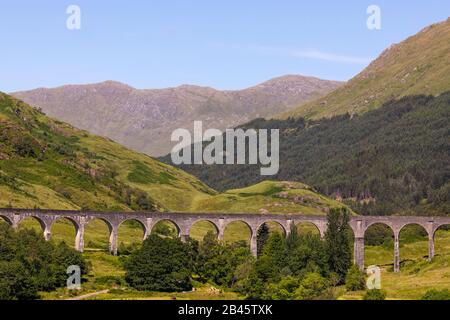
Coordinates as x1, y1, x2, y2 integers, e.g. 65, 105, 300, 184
189, 181, 353, 215
279, 18, 450, 120
0, 92, 215, 212
0, 93, 351, 216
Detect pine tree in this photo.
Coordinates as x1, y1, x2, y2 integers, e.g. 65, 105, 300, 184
257, 223, 270, 256
324, 208, 352, 282
286, 224, 300, 252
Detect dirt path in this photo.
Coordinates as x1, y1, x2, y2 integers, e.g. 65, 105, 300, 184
67, 290, 109, 300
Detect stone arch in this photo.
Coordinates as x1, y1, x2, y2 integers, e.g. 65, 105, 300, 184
398, 223, 429, 261
84, 217, 114, 251
363, 222, 395, 269
18, 215, 47, 232
50, 217, 80, 247
433, 223, 450, 238
253, 221, 287, 257
118, 218, 147, 235
151, 219, 181, 238
398, 222, 429, 238
295, 221, 321, 236
188, 220, 220, 242
433, 224, 450, 258
364, 221, 396, 237
117, 218, 148, 249
0, 215, 12, 225
223, 220, 253, 243
257, 221, 287, 237
51, 216, 80, 233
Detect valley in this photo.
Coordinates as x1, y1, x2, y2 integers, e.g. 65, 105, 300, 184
1, 14, 449, 302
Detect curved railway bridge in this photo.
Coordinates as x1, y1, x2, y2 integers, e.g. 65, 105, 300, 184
1, 208, 449, 272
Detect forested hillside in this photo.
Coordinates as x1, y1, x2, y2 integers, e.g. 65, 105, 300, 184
168, 93, 450, 216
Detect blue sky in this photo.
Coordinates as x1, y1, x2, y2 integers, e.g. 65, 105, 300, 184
1, 0, 449, 92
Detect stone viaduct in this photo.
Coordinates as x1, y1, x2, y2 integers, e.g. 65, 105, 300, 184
1, 209, 449, 272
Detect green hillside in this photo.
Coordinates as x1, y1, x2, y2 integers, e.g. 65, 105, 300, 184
279, 18, 450, 120
189, 181, 352, 215
0, 92, 218, 212
0, 92, 350, 216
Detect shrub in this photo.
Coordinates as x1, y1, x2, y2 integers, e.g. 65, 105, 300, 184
0, 261, 39, 300
363, 289, 387, 300
421, 289, 450, 300
196, 233, 252, 287
124, 234, 195, 292
294, 272, 330, 300
345, 265, 366, 291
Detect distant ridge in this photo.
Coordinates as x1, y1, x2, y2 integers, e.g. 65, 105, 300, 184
12, 75, 342, 156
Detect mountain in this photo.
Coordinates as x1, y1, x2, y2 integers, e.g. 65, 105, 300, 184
163, 20, 450, 216
169, 93, 450, 216
0, 92, 350, 215
12, 76, 342, 156
278, 18, 450, 120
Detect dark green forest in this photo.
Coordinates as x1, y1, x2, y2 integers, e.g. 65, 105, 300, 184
163, 92, 450, 216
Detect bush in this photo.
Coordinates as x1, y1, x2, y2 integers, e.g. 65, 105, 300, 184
0, 261, 39, 300
345, 265, 366, 291
124, 234, 196, 292
363, 289, 387, 300
294, 272, 330, 300
421, 289, 450, 300
0, 225, 88, 300
196, 232, 252, 287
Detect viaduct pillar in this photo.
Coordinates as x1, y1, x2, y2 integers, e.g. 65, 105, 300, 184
44, 224, 52, 241
428, 233, 435, 261
218, 218, 225, 241
250, 233, 258, 257
394, 232, 400, 273
354, 237, 365, 271
109, 226, 118, 256
353, 219, 365, 271
75, 224, 85, 252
